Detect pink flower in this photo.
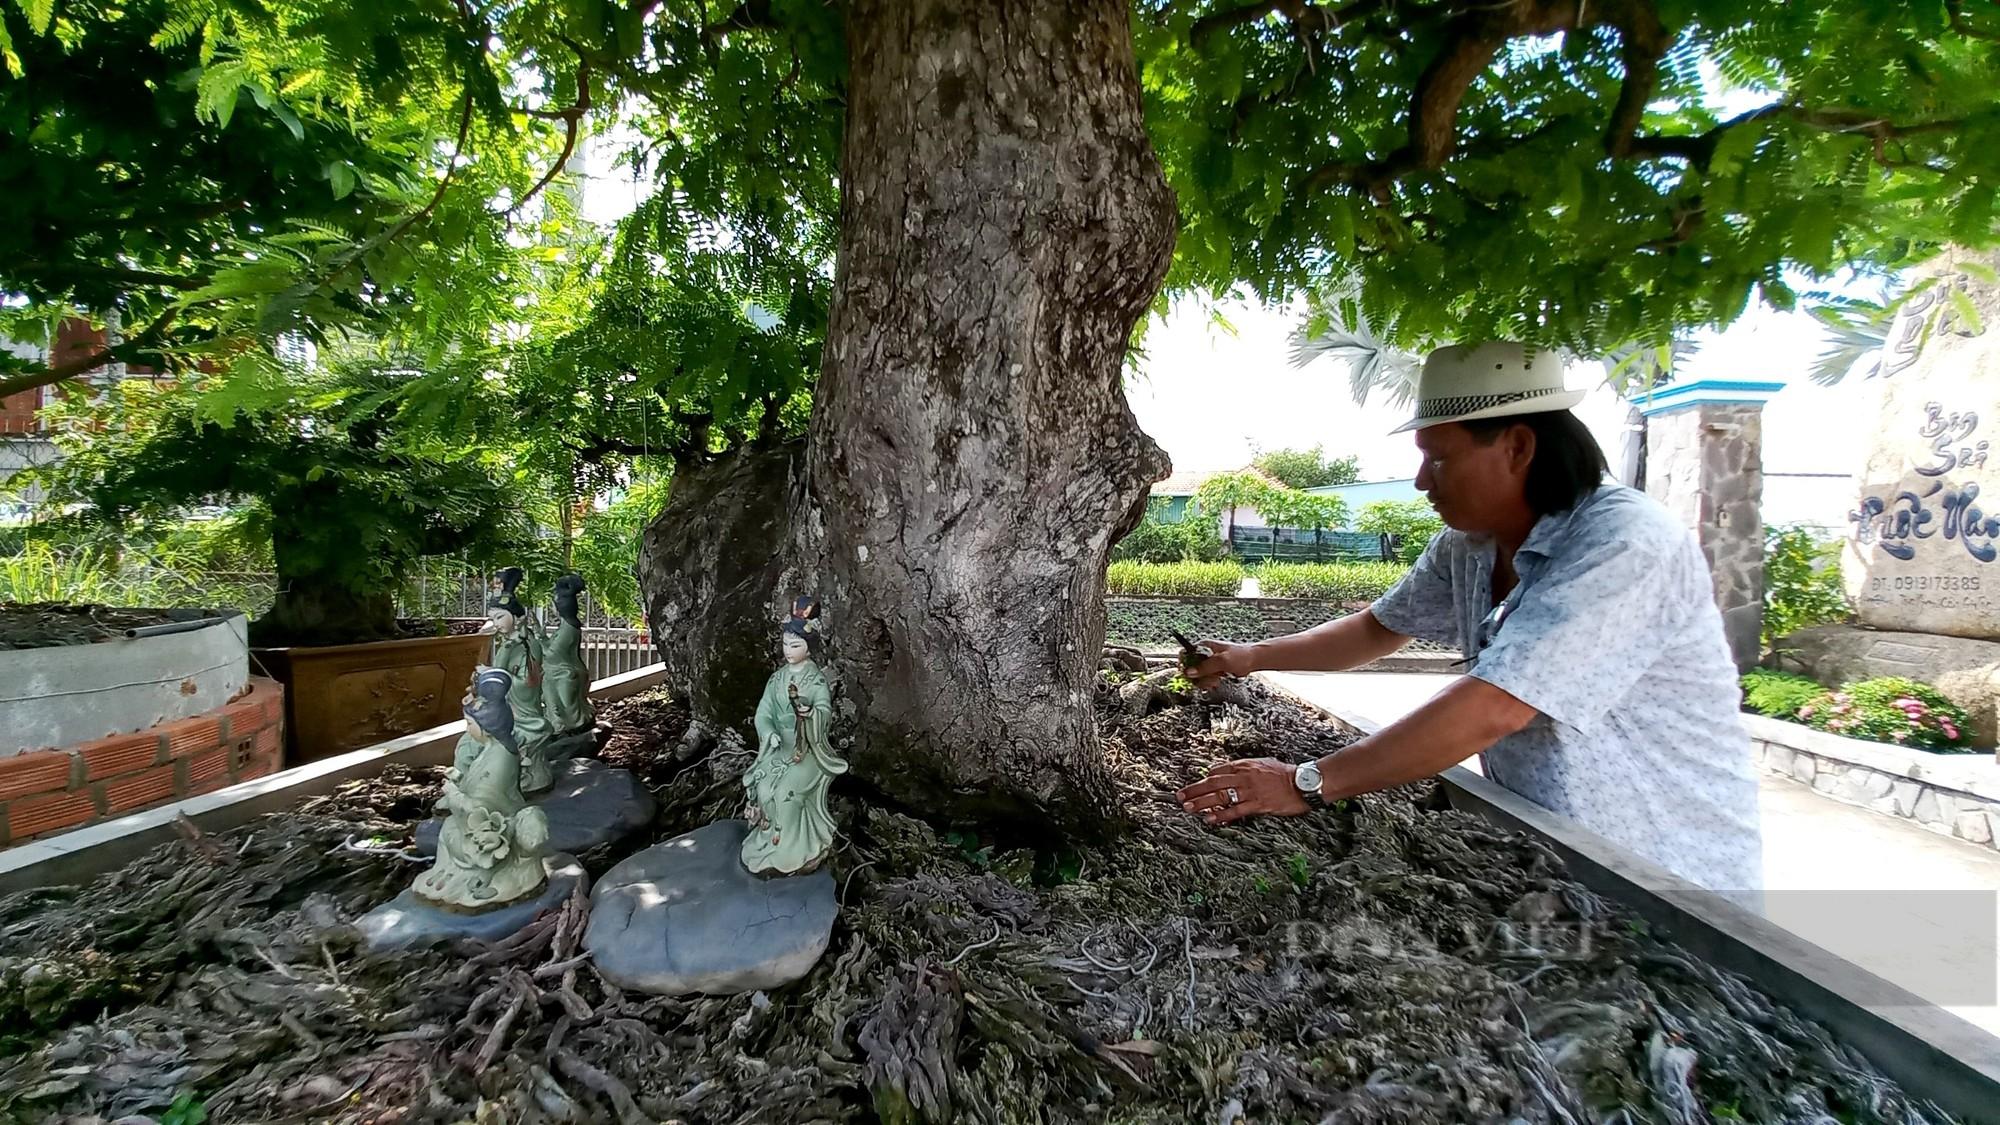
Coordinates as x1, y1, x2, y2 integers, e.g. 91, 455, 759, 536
1942, 720, 1961, 740
1799, 705, 1816, 718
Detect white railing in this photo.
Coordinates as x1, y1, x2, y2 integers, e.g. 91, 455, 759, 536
582, 627, 657, 680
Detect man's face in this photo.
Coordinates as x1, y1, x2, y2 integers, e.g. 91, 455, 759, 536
1412, 422, 1532, 533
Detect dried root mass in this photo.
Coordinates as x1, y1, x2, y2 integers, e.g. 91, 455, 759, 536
0, 684, 1956, 1124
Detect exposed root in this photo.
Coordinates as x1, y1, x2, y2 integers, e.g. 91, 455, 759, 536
0, 685, 1961, 1125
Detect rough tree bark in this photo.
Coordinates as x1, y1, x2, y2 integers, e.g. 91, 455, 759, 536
638, 439, 812, 729
807, 0, 1177, 836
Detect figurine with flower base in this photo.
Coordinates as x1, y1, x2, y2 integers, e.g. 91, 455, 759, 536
541, 574, 596, 737
413, 668, 553, 908
357, 670, 589, 953
740, 595, 846, 876
486, 567, 554, 793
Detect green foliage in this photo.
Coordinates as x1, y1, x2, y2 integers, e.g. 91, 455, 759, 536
1285, 851, 1311, 888
0, 541, 275, 615
0, 0, 575, 407
1257, 562, 1408, 603
1193, 471, 1348, 534
1355, 500, 1444, 565
1798, 677, 1976, 751
1763, 524, 1849, 646
28, 377, 534, 642
1141, 1, 2000, 365
1740, 669, 1825, 719
1105, 560, 1246, 597
161, 1093, 208, 1125
1112, 498, 1227, 563
1250, 445, 1358, 490
569, 472, 671, 623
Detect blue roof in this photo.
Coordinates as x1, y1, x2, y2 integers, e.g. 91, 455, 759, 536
1303, 478, 1423, 507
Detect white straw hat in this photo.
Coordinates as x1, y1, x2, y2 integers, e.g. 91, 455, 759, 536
1391, 342, 1584, 434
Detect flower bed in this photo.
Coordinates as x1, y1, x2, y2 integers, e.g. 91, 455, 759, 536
1741, 670, 1977, 753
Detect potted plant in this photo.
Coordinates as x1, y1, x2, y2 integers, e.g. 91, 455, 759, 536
34, 376, 545, 761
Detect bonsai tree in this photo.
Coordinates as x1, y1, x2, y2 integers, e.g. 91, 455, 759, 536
34, 376, 535, 646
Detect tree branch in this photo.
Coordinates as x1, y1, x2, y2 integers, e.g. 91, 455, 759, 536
1190, 0, 1386, 49
1598, 0, 1673, 158
703, 0, 778, 39
568, 434, 653, 464
0, 308, 181, 400
1947, 0, 2000, 41
511, 55, 593, 215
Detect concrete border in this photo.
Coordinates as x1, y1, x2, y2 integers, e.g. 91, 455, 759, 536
1258, 673, 2000, 1123
0, 664, 666, 895
1743, 712, 2000, 803
2, 612, 250, 755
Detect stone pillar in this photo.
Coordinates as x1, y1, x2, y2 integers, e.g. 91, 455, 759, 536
1639, 381, 1785, 672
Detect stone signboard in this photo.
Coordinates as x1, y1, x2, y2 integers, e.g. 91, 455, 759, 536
1843, 253, 2000, 640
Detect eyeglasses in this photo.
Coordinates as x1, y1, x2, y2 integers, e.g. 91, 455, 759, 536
1451, 598, 1515, 669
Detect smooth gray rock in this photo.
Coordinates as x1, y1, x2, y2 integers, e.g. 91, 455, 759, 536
584, 819, 836, 996
357, 854, 586, 953
417, 758, 654, 856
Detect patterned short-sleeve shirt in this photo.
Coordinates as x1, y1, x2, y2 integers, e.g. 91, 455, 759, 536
1370, 485, 1764, 893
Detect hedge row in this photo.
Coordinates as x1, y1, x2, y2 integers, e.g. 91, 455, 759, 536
1104, 560, 1246, 597
1255, 561, 1409, 602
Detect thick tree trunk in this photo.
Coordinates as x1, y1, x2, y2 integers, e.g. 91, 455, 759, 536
809, 0, 1176, 835
638, 440, 813, 730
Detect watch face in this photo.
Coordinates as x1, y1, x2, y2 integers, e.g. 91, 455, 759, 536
1295, 762, 1321, 791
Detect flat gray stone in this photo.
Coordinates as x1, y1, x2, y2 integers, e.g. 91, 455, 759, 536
1954, 810, 1994, 845
356, 854, 586, 953
417, 759, 654, 856
584, 819, 836, 996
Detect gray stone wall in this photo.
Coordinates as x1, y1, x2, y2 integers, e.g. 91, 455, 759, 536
1644, 402, 1765, 671
1749, 714, 2000, 851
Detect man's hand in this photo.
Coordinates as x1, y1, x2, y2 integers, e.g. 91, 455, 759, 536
1185, 639, 1259, 691
1176, 757, 1309, 825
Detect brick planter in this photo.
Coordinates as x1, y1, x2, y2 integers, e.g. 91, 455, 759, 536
0, 677, 285, 846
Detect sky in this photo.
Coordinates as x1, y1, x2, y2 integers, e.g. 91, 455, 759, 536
1123, 294, 1886, 484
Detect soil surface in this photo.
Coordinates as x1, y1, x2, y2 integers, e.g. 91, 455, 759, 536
0, 604, 229, 651
0, 681, 1959, 1124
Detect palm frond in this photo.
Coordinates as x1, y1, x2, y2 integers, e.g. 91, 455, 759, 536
1288, 312, 1420, 409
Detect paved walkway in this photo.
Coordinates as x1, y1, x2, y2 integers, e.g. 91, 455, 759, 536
1259, 670, 2000, 1040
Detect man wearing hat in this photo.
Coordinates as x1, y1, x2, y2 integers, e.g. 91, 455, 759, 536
1178, 342, 1763, 894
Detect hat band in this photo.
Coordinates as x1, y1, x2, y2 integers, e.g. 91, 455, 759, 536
1411, 385, 1567, 423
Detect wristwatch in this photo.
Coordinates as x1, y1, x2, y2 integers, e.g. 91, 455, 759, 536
1294, 760, 1331, 810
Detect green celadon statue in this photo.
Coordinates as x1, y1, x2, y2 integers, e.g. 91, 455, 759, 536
487, 566, 553, 792
741, 595, 846, 876
413, 667, 553, 909
541, 574, 596, 735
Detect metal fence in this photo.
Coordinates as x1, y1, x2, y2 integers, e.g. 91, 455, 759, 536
1226, 528, 1395, 563
580, 627, 659, 680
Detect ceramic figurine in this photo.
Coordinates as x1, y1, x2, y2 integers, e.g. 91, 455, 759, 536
413, 668, 553, 909
541, 574, 596, 736
740, 595, 845, 875
486, 567, 554, 792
